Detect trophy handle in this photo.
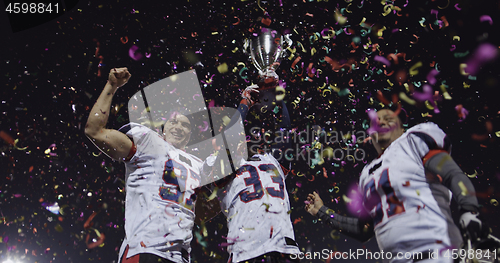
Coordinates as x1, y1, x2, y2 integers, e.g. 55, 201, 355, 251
283, 34, 293, 56
243, 38, 250, 54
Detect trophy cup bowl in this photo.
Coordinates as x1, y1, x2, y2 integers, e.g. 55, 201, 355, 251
245, 28, 288, 109
249, 28, 284, 77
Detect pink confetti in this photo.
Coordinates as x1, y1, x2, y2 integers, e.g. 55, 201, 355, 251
208, 100, 215, 109
198, 121, 209, 132
278, 79, 287, 89
367, 125, 396, 135
412, 84, 433, 102
222, 235, 240, 242
455, 105, 469, 122
426, 69, 439, 85
430, 9, 439, 19
321, 28, 334, 37
366, 108, 378, 123
464, 43, 499, 75
374, 55, 391, 66
345, 184, 368, 218
480, 15, 493, 25
219, 242, 234, 247
412, 84, 440, 114
129, 45, 143, 61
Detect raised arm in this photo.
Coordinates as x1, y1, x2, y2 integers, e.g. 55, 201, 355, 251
226, 84, 259, 128
305, 191, 375, 243
219, 85, 259, 163
85, 68, 133, 161
194, 86, 259, 224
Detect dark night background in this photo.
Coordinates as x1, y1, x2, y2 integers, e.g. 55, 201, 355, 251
1, 0, 500, 262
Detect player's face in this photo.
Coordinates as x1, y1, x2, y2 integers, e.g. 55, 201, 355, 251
163, 114, 191, 149
371, 109, 404, 150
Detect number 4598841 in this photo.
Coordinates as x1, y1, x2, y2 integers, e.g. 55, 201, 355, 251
5, 3, 59, 14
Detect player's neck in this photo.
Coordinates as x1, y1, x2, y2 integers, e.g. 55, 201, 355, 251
373, 130, 405, 154
374, 144, 384, 155
166, 140, 186, 152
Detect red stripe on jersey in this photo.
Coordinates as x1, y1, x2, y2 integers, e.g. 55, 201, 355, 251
121, 245, 139, 263
124, 141, 137, 162
422, 149, 448, 166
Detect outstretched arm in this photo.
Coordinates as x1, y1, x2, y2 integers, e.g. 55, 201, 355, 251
424, 152, 489, 243
305, 191, 374, 243
221, 85, 259, 162
424, 152, 479, 213
85, 68, 133, 161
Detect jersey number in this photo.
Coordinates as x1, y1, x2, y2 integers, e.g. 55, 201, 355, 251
238, 164, 285, 203
362, 169, 405, 225
159, 159, 200, 208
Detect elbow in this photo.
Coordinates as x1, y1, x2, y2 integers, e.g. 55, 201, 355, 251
84, 126, 91, 137
84, 123, 99, 139
84, 125, 93, 138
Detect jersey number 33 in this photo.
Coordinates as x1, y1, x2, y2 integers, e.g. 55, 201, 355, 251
238, 164, 285, 203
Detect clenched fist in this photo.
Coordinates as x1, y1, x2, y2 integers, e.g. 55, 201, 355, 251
108, 67, 131, 88
304, 191, 324, 217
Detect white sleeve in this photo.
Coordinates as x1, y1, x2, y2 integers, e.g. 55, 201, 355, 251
118, 123, 163, 161
406, 122, 452, 159
119, 122, 154, 140
200, 154, 217, 177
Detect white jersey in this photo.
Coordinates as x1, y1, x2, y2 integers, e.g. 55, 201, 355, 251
216, 153, 300, 262
117, 123, 203, 263
359, 122, 460, 257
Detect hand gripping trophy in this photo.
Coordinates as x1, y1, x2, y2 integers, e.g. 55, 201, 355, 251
244, 27, 291, 111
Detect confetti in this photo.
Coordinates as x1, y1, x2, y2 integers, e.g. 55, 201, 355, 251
2, 0, 500, 261
463, 43, 498, 76
480, 15, 493, 25
129, 45, 144, 61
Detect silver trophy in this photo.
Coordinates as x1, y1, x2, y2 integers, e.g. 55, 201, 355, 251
244, 28, 291, 109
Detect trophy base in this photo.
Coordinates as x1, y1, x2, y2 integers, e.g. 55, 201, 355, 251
258, 76, 279, 89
